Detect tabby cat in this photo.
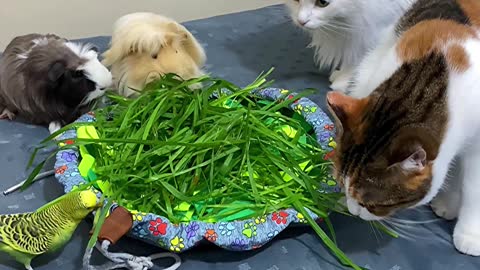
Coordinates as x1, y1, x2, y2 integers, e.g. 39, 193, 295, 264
327, 0, 480, 256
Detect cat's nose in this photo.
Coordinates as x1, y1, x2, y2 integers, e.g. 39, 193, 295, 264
298, 19, 307, 26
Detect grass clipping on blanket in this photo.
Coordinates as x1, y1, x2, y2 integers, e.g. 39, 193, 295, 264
26, 71, 361, 269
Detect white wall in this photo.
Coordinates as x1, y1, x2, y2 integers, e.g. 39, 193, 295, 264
0, 0, 283, 49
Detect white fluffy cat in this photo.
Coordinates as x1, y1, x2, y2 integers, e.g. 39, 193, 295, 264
286, 0, 413, 91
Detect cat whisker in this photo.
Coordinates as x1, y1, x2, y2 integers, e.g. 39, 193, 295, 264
327, 21, 363, 31
409, 207, 435, 214
384, 219, 453, 246
368, 222, 379, 242
379, 220, 421, 242
387, 217, 441, 225
324, 23, 354, 33
321, 24, 346, 36
314, 26, 332, 38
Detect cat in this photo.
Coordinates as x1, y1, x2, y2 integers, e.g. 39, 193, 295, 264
326, 0, 480, 256
286, 0, 413, 91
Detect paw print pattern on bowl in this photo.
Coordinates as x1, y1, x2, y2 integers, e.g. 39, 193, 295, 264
61, 151, 77, 162
131, 224, 149, 238
186, 222, 200, 240
296, 213, 307, 224
148, 217, 168, 236
267, 230, 280, 239
55, 165, 68, 175
242, 222, 257, 238
169, 236, 185, 252
205, 229, 218, 242
131, 210, 147, 222
231, 238, 248, 250
271, 211, 289, 225
254, 215, 267, 225
219, 222, 235, 236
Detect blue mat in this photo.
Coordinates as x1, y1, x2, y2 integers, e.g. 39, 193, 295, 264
0, 4, 478, 270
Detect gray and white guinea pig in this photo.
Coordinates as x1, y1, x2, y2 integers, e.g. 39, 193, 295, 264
0, 33, 112, 134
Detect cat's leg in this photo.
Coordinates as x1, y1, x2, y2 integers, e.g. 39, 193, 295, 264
453, 146, 480, 256
329, 67, 354, 92
348, 25, 400, 98
431, 158, 462, 220
328, 69, 342, 83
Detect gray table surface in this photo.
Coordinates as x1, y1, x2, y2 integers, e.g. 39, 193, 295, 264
1, 4, 478, 270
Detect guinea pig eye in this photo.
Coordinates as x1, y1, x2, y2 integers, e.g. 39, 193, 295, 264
72, 70, 83, 78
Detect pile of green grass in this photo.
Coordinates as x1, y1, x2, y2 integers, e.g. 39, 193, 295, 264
26, 71, 377, 269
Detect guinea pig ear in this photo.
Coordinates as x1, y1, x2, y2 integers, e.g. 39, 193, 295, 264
179, 27, 206, 67
48, 61, 66, 82
90, 45, 99, 53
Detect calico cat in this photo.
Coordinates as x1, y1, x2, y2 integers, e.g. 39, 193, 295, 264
327, 0, 480, 256
286, 0, 413, 91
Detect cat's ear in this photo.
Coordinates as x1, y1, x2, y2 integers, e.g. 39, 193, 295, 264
397, 147, 427, 173
326, 91, 368, 133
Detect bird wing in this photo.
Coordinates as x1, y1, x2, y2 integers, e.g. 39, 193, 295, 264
0, 213, 49, 255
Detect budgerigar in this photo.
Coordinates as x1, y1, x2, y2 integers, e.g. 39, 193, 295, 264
0, 189, 101, 270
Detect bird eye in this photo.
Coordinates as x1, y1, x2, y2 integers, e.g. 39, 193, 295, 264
316, 0, 329, 7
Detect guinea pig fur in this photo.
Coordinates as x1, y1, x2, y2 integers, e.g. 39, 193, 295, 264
0, 33, 112, 134
102, 12, 206, 97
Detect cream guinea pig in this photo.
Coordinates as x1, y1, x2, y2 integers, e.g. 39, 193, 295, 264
102, 12, 207, 97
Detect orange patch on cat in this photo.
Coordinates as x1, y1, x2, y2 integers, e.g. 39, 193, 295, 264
458, 0, 480, 26
326, 91, 370, 143
446, 44, 470, 72
397, 19, 476, 66
404, 164, 433, 191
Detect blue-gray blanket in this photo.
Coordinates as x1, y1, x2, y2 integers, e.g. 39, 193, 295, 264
0, 4, 477, 270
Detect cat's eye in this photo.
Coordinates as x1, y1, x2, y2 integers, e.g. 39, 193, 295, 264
316, 0, 329, 7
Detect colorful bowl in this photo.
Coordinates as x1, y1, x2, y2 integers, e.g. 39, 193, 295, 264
53, 87, 338, 252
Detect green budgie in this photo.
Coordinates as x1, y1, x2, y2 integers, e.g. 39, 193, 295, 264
0, 189, 101, 270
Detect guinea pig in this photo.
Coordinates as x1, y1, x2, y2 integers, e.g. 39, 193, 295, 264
0, 33, 112, 134
102, 12, 206, 97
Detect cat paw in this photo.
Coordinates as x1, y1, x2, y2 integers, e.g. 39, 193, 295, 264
329, 77, 351, 93
0, 108, 15, 120
454, 227, 480, 256
329, 70, 352, 92
430, 192, 460, 220
329, 70, 342, 83
48, 121, 62, 135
